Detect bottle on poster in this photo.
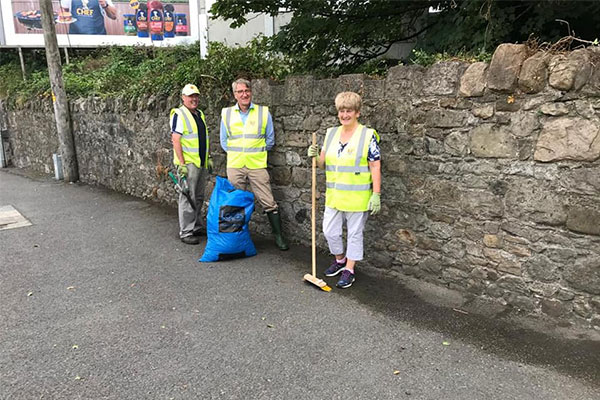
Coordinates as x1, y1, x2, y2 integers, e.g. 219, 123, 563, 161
136, 3, 149, 38
123, 14, 137, 35
163, 4, 175, 38
148, 0, 164, 41
175, 13, 187, 36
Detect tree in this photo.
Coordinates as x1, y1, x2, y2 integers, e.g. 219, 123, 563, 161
210, 0, 600, 73
422, 0, 600, 54
211, 0, 441, 73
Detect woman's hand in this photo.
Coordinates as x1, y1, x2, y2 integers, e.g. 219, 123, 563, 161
368, 192, 380, 215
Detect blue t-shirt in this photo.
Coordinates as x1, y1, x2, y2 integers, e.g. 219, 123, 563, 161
68, 0, 108, 35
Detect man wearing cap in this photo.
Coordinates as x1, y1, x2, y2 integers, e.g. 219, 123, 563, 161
219, 78, 289, 251
170, 84, 213, 245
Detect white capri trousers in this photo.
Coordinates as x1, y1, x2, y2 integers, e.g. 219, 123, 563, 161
322, 206, 369, 261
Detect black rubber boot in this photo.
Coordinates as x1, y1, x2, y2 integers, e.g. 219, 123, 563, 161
267, 210, 289, 251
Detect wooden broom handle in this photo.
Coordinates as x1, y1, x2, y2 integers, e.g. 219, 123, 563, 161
311, 131, 317, 278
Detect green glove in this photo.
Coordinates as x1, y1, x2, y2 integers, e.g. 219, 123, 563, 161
307, 144, 319, 158
177, 164, 188, 178
207, 157, 214, 173
368, 192, 381, 215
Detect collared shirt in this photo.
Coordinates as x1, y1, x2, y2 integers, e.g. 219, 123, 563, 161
219, 102, 275, 152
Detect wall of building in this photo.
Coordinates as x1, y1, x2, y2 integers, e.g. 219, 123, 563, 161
4, 44, 600, 329
206, 12, 292, 47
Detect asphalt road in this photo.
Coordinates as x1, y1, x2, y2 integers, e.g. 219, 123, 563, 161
1, 169, 599, 400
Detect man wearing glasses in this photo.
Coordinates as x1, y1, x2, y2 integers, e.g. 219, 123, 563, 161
219, 78, 289, 251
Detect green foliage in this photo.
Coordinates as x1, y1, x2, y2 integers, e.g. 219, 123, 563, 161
0, 49, 19, 65
410, 48, 492, 67
420, 0, 600, 53
0, 39, 293, 106
202, 38, 291, 84
24, 70, 52, 98
212, 0, 437, 74
211, 0, 600, 70
0, 49, 52, 107
3, 0, 598, 105
354, 58, 398, 77
62, 59, 101, 97
0, 61, 24, 100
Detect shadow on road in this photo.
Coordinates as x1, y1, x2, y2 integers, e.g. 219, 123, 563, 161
281, 241, 600, 388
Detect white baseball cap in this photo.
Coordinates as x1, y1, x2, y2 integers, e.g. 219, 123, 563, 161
181, 84, 200, 96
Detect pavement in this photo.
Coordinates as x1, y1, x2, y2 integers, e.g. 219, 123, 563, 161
1, 168, 599, 400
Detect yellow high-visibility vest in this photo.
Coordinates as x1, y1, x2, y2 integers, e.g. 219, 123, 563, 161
323, 124, 379, 212
222, 105, 269, 169
170, 106, 209, 168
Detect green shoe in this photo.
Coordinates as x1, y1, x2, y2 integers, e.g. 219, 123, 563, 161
274, 233, 289, 251
267, 210, 289, 251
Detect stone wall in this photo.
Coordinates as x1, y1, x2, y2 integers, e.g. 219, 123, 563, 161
4, 43, 600, 329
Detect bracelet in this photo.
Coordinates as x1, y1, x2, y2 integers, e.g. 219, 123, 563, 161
102, 3, 108, 8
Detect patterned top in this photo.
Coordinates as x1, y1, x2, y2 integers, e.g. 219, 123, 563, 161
337, 134, 380, 161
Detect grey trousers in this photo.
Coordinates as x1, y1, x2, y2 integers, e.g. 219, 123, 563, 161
179, 164, 207, 238
322, 206, 369, 261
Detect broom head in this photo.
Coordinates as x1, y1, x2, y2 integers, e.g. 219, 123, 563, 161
303, 274, 332, 292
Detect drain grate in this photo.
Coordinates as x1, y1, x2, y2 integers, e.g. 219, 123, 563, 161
0, 205, 32, 231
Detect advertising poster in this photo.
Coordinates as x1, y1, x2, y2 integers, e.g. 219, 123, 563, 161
4, 0, 199, 47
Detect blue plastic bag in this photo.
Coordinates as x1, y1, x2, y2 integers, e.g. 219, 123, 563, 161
200, 176, 257, 262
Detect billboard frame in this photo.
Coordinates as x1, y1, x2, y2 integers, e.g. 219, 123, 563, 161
1, 1, 200, 48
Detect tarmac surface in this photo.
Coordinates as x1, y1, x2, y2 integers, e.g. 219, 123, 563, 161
1, 168, 600, 400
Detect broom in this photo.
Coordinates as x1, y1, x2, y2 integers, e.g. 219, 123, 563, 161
303, 132, 332, 292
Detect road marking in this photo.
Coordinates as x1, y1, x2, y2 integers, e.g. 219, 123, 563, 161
0, 205, 32, 231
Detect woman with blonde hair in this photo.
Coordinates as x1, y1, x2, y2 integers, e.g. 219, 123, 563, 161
307, 92, 381, 288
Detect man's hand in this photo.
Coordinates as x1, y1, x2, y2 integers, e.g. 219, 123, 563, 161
207, 158, 214, 173
368, 192, 381, 215
177, 165, 188, 178
98, 0, 116, 19
307, 144, 319, 158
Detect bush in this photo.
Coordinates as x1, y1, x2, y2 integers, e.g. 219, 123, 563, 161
0, 40, 495, 107
0, 39, 296, 107
410, 48, 492, 67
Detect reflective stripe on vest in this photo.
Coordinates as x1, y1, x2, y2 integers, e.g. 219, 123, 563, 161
326, 182, 372, 191
227, 146, 267, 153
222, 105, 269, 169
324, 125, 376, 212
170, 106, 209, 168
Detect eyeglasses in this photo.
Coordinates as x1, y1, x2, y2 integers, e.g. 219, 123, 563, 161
234, 89, 251, 95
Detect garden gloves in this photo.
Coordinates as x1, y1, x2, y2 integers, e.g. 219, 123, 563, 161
307, 144, 319, 158
177, 165, 188, 178
368, 192, 381, 215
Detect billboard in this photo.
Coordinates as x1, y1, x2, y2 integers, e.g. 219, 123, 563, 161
3, 0, 200, 47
